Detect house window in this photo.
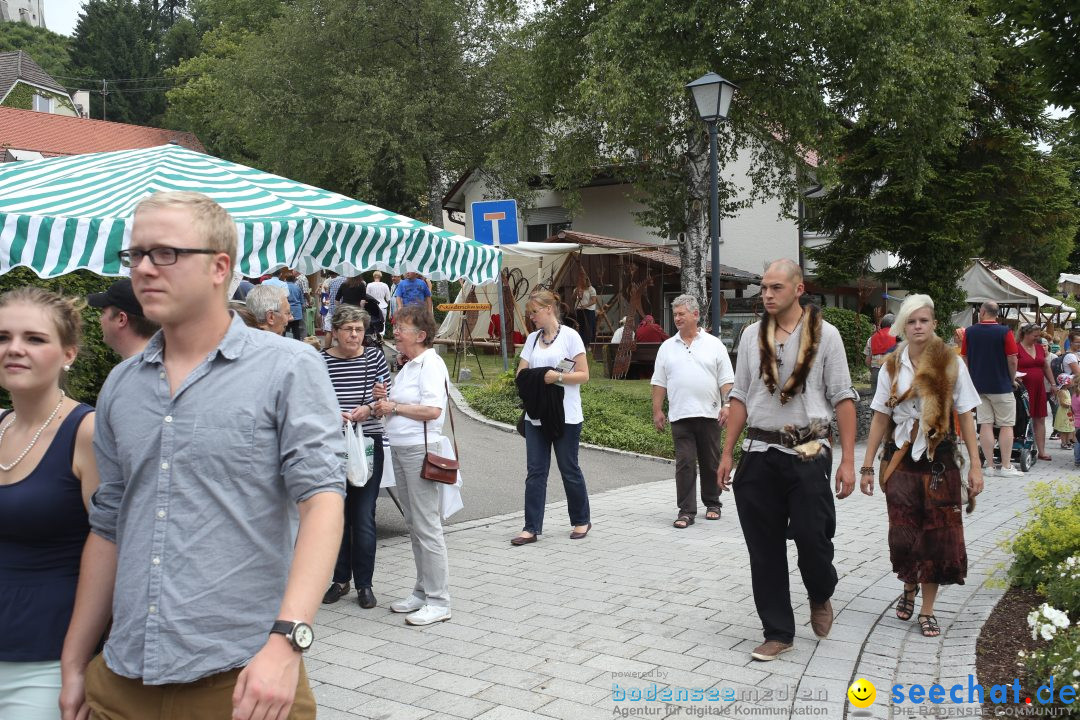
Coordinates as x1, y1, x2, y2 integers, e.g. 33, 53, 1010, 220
526, 221, 571, 243
32, 94, 53, 113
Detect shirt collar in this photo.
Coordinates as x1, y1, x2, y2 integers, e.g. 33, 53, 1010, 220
140, 312, 249, 364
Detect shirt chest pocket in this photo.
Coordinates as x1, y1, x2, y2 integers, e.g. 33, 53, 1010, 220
192, 412, 257, 481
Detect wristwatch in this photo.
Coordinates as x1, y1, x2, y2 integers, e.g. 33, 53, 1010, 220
270, 620, 314, 652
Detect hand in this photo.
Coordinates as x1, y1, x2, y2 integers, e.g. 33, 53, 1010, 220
717, 453, 734, 491
718, 406, 729, 427
968, 465, 984, 496
859, 467, 875, 496
372, 382, 387, 400
340, 412, 351, 424
59, 666, 90, 720
543, 370, 559, 384
348, 406, 369, 422
835, 461, 856, 499
652, 410, 666, 433
231, 636, 300, 720
374, 399, 396, 417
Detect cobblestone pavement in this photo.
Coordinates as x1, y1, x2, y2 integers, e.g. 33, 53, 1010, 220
307, 442, 1070, 720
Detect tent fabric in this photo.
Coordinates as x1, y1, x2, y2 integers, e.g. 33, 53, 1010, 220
990, 266, 1069, 312
958, 261, 1031, 305
0, 144, 501, 283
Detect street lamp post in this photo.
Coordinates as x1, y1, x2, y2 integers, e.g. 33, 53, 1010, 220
686, 72, 738, 336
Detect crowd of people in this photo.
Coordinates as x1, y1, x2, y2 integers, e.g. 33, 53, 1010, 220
0, 188, 1059, 718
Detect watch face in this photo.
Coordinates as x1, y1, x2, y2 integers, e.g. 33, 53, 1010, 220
293, 623, 314, 649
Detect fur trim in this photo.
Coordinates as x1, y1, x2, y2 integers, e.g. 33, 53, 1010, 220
758, 305, 822, 405
884, 336, 958, 460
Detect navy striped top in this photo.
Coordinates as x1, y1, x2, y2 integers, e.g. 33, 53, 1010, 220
321, 346, 390, 435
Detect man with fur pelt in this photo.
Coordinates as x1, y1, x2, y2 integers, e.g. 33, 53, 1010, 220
860, 294, 983, 639
718, 259, 858, 662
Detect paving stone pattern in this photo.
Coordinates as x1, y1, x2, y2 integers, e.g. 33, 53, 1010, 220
307, 443, 1066, 719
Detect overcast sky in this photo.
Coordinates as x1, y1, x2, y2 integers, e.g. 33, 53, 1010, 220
45, 0, 83, 36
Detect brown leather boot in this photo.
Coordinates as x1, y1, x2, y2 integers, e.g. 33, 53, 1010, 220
810, 598, 834, 638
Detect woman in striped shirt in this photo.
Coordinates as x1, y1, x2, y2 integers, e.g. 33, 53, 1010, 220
320, 305, 391, 609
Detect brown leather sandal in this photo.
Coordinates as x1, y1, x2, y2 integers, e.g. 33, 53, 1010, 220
895, 584, 918, 621
918, 614, 940, 637
673, 514, 694, 529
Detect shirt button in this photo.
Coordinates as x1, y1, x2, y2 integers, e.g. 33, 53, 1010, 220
161, 462, 169, 470
159, 372, 166, 379
152, 556, 160, 565
157, 509, 166, 519
164, 416, 173, 423
149, 604, 157, 614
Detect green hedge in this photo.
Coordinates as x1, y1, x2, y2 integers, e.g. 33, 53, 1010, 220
821, 306, 874, 374
0, 268, 118, 408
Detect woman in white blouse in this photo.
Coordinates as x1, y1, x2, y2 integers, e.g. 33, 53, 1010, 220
860, 294, 983, 639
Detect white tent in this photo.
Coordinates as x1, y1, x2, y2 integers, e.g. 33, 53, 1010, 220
952, 259, 1074, 328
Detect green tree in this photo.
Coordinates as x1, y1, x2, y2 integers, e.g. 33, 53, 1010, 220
481, 0, 987, 313
0, 21, 72, 79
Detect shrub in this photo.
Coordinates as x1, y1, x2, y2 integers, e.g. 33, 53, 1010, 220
0, 268, 118, 407
821, 306, 875, 374
1040, 555, 1080, 620
1019, 625, 1080, 712
1007, 480, 1080, 591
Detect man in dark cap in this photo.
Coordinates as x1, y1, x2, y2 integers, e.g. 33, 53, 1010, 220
88, 277, 160, 359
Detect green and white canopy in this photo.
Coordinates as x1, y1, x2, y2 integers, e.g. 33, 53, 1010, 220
0, 144, 501, 283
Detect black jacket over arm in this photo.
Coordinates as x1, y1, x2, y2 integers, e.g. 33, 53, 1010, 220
516, 367, 565, 440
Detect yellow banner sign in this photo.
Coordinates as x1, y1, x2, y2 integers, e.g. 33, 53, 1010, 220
437, 303, 492, 312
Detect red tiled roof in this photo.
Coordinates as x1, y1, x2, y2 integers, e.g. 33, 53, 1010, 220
0, 106, 204, 157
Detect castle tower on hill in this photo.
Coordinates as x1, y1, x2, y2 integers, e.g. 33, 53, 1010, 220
0, 0, 46, 29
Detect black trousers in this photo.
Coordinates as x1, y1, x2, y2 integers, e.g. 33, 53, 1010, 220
671, 417, 722, 516
733, 447, 838, 643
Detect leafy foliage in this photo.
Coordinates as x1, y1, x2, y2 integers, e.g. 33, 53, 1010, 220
1007, 480, 1080, 591
1021, 625, 1080, 714
0, 21, 72, 79
821, 307, 874, 374
0, 269, 120, 408
1039, 555, 1080, 620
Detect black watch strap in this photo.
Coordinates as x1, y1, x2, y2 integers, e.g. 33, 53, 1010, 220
269, 620, 313, 652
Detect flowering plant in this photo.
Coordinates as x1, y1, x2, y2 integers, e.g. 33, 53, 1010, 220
1039, 555, 1080, 619
1028, 603, 1071, 641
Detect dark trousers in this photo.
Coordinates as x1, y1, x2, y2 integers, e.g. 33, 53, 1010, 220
733, 448, 838, 643
286, 319, 305, 340
576, 309, 597, 345
523, 421, 591, 534
334, 436, 383, 588
671, 417, 722, 516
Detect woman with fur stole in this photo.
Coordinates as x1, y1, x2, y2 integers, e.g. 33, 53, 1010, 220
860, 294, 984, 638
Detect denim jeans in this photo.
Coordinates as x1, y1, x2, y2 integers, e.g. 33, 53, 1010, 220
523, 421, 591, 534
1073, 437, 1080, 465
333, 435, 383, 588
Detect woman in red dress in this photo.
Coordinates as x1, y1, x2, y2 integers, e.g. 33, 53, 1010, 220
1016, 324, 1055, 460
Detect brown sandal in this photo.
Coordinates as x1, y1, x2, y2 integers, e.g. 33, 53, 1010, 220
918, 614, 940, 637
673, 514, 694, 529
705, 506, 722, 520
895, 584, 918, 621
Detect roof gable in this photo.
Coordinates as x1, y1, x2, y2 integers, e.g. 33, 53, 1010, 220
0, 50, 69, 102
0, 106, 205, 157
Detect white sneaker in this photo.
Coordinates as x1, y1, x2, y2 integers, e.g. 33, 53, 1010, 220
390, 596, 425, 614
405, 605, 451, 626
982, 465, 999, 477
998, 465, 1023, 477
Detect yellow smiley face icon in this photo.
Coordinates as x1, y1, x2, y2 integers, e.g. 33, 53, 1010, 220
848, 678, 876, 708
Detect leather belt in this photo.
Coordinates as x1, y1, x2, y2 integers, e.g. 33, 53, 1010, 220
746, 426, 832, 448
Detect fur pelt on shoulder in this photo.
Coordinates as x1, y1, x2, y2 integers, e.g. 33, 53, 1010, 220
883, 335, 958, 460
758, 304, 822, 405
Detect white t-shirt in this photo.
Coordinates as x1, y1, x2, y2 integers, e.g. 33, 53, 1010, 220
1063, 352, 1079, 375
870, 346, 980, 461
651, 331, 735, 422
521, 326, 587, 425
386, 348, 449, 446
367, 280, 392, 311
576, 286, 597, 311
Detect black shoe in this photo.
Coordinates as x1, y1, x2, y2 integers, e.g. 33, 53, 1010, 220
322, 581, 349, 604
357, 587, 377, 609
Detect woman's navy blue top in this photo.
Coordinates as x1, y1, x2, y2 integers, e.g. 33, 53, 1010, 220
0, 403, 93, 662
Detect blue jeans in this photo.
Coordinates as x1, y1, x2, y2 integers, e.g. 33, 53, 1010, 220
334, 435, 383, 588
1073, 438, 1080, 465
523, 421, 590, 534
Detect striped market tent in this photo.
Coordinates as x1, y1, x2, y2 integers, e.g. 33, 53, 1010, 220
0, 144, 501, 284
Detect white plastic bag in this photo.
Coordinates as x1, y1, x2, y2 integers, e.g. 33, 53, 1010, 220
344, 422, 375, 487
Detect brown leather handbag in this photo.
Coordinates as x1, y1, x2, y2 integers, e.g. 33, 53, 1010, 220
421, 381, 459, 485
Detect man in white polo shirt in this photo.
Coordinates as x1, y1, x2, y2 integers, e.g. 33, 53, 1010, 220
651, 295, 735, 528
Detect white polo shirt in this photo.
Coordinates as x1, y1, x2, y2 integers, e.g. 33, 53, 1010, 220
385, 348, 449, 446
651, 330, 735, 422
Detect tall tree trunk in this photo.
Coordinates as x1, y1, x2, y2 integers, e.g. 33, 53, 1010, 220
425, 153, 450, 296
679, 127, 710, 320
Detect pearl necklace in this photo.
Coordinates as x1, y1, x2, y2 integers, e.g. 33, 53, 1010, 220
540, 324, 561, 345
0, 390, 66, 472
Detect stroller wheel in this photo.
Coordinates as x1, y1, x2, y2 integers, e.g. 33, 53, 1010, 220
1020, 448, 1035, 472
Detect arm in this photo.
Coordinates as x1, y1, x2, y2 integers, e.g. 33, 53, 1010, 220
651, 384, 667, 432
232, 491, 344, 720
60, 534, 117, 720
859, 411, 892, 495
542, 352, 589, 385
833, 398, 857, 499
716, 398, 747, 490
957, 410, 984, 498
72, 415, 100, 510
1007, 354, 1018, 382
425, 296, 433, 315
1045, 357, 1056, 387
719, 381, 733, 425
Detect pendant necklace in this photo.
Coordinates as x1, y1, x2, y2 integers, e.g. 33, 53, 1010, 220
540, 324, 561, 345
0, 390, 66, 472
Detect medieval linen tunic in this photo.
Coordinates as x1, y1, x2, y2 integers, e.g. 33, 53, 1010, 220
870, 345, 980, 585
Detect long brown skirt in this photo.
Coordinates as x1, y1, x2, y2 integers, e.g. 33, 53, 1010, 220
884, 444, 967, 586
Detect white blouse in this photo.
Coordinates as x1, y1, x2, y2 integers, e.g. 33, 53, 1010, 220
870, 346, 980, 461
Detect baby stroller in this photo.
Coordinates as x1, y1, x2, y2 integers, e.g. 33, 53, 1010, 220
988, 382, 1038, 472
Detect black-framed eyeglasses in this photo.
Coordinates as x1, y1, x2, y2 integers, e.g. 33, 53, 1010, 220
118, 247, 220, 268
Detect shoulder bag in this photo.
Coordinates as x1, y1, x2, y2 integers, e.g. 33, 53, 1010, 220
421, 380, 460, 484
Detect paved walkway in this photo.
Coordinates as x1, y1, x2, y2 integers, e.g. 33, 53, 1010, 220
306, 442, 1069, 720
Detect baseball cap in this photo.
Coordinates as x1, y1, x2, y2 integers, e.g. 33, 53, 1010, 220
87, 278, 145, 317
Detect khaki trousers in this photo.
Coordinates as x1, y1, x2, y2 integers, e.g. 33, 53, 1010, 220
85, 654, 316, 720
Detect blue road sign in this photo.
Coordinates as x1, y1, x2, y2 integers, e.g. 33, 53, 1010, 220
471, 199, 519, 246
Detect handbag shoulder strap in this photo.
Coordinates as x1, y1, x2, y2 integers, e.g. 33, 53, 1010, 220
421, 372, 458, 458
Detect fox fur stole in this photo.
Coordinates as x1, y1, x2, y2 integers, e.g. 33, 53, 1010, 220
758, 304, 822, 405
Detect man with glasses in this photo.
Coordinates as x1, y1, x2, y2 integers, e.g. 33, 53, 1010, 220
60, 191, 345, 720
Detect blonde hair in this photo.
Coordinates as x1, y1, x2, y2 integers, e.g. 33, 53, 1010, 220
1070, 375, 1080, 395
0, 287, 84, 350
525, 289, 561, 318
891, 294, 935, 340
134, 191, 237, 271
